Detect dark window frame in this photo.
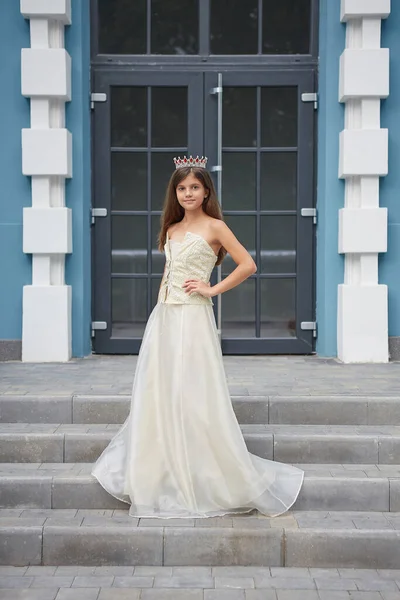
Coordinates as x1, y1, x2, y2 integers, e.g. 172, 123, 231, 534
91, 0, 319, 62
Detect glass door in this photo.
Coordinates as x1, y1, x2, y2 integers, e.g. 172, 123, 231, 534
92, 70, 203, 353
205, 70, 315, 354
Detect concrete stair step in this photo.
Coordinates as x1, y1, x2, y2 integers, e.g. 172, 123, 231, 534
1, 509, 400, 569
2, 423, 400, 464
0, 464, 399, 512
2, 394, 400, 425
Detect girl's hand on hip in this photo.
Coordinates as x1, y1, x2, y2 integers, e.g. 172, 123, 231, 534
182, 279, 213, 298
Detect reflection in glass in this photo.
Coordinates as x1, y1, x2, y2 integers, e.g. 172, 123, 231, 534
211, 0, 258, 54
98, 0, 146, 55
151, 152, 178, 211
111, 87, 147, 148
151, 215, 165, 274
222, 278, 255, 338
260, 152, 297, 211
222, 216, 256, 275
223, 88, 257, 147
151, 0, 198, 54
152, 87, 188, 147
260, 278, 296, 337
260, 216, 296, 274
112, 279, 147, 338
262, 0, 311, 54
111, 153, 147, 211
112, 216, 148, 274
222, 153, 256, 211
151, 277, 163, 307
261, 87, 297, 147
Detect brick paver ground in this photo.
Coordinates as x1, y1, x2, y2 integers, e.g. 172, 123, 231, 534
1, 565, 400, 599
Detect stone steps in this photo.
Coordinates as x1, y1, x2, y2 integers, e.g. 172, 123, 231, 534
0, 465, 400, 512
1, 509, 400, 569
2, 394, 400, 425
2, 423, 400, 464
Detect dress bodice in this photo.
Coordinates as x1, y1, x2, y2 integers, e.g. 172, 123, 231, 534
158, 231, 218, 305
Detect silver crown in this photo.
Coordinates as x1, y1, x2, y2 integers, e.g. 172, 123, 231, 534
173, 155, 208, 170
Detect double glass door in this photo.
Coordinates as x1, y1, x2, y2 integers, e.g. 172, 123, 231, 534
92, 68, 315, 354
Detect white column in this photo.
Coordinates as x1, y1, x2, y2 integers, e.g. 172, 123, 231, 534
338, 0, 390, 363
20, 0, 73, 362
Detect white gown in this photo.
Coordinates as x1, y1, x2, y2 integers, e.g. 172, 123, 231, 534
91, 231, 304, 518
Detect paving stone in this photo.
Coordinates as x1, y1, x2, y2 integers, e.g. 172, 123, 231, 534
215, 577, 255, 588
354, 578, 398, 591
377, 569, 400, 579
154, 575, 214, 588
30, 577, 75, 588
55, 590, 100, 600
55, 567, 98, 576
1, 591, 58, 600
134, 567, 173, 576
98, 591, 141, 600
276, 592, 319, 600
72, 576, 114, 587
270, 567, 309, 578
0, 576, 34, 588
212, 567, 271, 577
308, 568, 340, 578
141, 591, 203, 599
172, 567, 212, 577
205, 591, 246, 600
315, 578, 357, 590
255, 577, 316, 590
26, 567, 58, 576
0, 566, 28, 575
245, 592, 277, 600
337, 568, 379, 579
112, 576, 154, 587
94, 567, 134, 576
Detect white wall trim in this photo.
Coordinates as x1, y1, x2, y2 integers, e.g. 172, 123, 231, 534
338, 0, 390, 363
20, 0, 72, 362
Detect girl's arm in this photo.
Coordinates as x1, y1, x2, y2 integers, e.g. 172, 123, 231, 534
209, 220, 257, 297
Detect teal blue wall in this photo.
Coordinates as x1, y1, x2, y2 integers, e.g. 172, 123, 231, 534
381, 6, 400, 337
0, 3, 31, 341
315, 0, 345, 356
65, 0, 92, 357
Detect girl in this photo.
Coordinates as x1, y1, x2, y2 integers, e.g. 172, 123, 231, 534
92, 156, 304, 519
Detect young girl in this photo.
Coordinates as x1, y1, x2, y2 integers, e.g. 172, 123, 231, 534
92, 156, 304, 519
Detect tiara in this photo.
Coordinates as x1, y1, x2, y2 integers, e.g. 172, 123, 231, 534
173, 155, 208, 170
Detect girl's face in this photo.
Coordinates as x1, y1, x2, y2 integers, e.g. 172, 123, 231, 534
175, 173, 208, 212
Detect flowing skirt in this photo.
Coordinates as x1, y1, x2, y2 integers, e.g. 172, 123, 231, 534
91, 303, 304, 518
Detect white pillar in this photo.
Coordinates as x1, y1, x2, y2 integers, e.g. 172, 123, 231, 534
20, 0, 73, 362
338, 0, 390, 363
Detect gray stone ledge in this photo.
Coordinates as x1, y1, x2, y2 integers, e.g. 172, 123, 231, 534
0, 340, 21, 362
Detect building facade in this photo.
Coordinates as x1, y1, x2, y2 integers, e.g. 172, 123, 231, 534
0, 0, 399, 363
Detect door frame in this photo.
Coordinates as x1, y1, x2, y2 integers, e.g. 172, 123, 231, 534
91, 66, 317, 355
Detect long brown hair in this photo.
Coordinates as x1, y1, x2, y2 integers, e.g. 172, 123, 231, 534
158, 167, 227, 266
